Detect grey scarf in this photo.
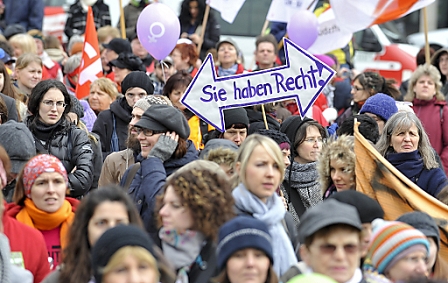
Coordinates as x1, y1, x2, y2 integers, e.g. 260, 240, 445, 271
285, 161, 322, 209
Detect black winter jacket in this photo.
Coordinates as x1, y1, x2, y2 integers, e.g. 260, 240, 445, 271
64, 0, 111, 39
29, 118, 94, 198
92, 97, 132, 160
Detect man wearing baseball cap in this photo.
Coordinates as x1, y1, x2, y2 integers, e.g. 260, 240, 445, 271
280, 199, 365, 283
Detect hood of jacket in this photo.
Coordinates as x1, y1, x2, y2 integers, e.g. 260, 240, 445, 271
110, 96, 132, 123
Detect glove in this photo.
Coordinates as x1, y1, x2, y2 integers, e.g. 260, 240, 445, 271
148, 134, 178, 162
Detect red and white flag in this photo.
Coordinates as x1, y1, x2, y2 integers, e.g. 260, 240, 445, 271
266, 0, 318, 23
75, 6, 103, 99
330, 0, 435, 33
206, 0, 246, 24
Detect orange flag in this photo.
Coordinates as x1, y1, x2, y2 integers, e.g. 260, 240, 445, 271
75, 6, 103, 99
354, 121, 448, 277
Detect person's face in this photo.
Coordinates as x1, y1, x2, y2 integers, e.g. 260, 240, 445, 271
38, 88, 66, 125
159, 186, 193, 234
105, 49, 119, 64
89, 84, 114, 113
330, 159, 355, 192
351, 79, 370, 103
131, 38, 148, 59
364, 113, 385, 134
101, 49, 110, 72
218, 43, 238, 67
112, 67, 131, 84
413, 75, 436, 101
390, 124, 419, 153
87, 201, 130, 247
16, 62, 42, 90
301, 227, 361, 283
137, 128, 163, 158
223, 126, 247, 146
10, 42, 23, 57
189, 0, 199, 19
34, 38, 44, 55
237, 145, 282, 203
155, 65, 175, 82
102, 254, 158, 283
439, 53, 448, 76
282, 148, 291, 170
30, 172, 67, 213
171, 48, 189, 71
125, 87, 147, 108
427, 237, 438, 273
385, 250, 428, 282
295, 126, 323, 164
129, 107, 144, 138
255, 42, 276, 69
0, 72, 5, 92
168, 86, 187, 110
219, 164, 234, 178
226, 248, 271, 283
360, 223, 372, 258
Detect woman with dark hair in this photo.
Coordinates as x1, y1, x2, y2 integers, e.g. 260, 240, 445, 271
214, 216, 279, 283
170, 42, 199, 77
430, 48, 448, 99
179, 0, 220, 60
41, 185, 163, 283
376, 112, 448, 197
25, 79, 94, 198
336, 71, 400, 125
123, 104, 198, 237
163, 70, 213, 149
280, 117, 327, 226
157, 165, 234, 282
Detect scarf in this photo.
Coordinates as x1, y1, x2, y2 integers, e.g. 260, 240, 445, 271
386, 150, 424, 183
159, 228, 205, 283
233, 183, 297, 276
32, 118, 65, 145
285, 161, 322, 209
217, 64, 238, 77
16, 198, 75, 250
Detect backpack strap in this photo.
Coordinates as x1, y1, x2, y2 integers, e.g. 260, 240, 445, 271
123, 163, 140, 191
440, 105, 444, 124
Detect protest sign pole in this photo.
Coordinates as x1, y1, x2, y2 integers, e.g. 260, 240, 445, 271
422, 7, 430, 65
197, 4, 211, 56
119, 0, 126, 39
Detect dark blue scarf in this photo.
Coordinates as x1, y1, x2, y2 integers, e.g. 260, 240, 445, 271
386, 150, 424, 183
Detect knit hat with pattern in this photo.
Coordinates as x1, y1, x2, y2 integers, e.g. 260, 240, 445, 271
365, 219, 429, 274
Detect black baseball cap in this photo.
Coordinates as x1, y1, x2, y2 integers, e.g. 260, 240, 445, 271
102, 38, 132, 55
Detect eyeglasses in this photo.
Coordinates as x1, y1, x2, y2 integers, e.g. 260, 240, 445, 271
319, 243, 359, 254
352, 85, 364, 92
42, 100, 67, 108
304, 137, 325, 144
135, 128, 164, 137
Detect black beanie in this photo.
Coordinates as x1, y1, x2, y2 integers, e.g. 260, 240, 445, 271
91, 225, 155, 283
223, 108, 249, 130
257, 129, 290, 147
328, 190, 384, 223
397, 211, 440, 250
121, 71, 154, 95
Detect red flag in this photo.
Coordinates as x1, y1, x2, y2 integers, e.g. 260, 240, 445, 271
75, 6, 103, 99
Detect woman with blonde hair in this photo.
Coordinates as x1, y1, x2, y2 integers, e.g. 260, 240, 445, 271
9, 33, 37, 57
317, 135, 356, 198
14, 53, 42, 99
233, 134, 297, 277
89, 78, 118, 115
404, 64, 448, 173
376, 112, 448, 197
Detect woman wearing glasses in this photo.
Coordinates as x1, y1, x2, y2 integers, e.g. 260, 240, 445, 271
280, 116, 327, 227
336, 71, 400, 125
26, 79, 94, 198
92, 71, 154, 160
124, 104, 198, 238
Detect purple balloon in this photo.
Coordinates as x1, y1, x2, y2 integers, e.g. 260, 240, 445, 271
287, 10, 319, 50
137, 3, 181, 60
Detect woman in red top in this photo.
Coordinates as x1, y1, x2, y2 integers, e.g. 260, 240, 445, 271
6, 154, 78, 270
215, 39, 245, 77
170, 42, 199, 77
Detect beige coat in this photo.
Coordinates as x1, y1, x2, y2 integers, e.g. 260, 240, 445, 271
98, 149, 135, 187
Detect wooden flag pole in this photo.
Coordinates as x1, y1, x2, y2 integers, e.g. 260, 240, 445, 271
422, 7, 430, 65
197, 4, 211, 56
119, 0, 126, 39
259, 19, 270, 130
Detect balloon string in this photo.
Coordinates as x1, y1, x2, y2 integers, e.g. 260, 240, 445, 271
161, 61, 168, 84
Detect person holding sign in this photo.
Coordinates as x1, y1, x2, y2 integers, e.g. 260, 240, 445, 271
215, 39, 245, 77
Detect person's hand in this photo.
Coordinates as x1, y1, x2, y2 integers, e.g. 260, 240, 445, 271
189, 33, 201, 44
181, 32, 189, 38
148, 131, 179, 162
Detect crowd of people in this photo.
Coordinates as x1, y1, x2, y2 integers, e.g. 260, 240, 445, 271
0, 0, 446, 283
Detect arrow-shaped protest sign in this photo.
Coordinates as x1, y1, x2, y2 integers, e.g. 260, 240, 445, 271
181, 38, 335, 132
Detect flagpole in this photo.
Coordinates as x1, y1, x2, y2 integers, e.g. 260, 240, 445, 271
422, 7, 430, 65
197, 4, 211, 56
259, 19, 270, 130
119, 0, 126, 39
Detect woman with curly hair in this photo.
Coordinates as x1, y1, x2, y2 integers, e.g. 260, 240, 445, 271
233, 134, 297, 277
376, 112, 448, 197
317, 135, 356, 199
157, 164, 234, 283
